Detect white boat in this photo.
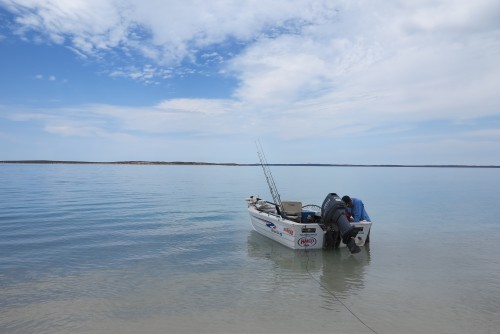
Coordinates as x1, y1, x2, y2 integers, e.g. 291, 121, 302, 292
249, 142, 371, 251
246, 196, 372, 250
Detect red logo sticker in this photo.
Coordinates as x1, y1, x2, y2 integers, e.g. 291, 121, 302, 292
298, 237, 317, 247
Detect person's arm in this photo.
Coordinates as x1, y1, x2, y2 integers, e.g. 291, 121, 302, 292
361, 207, 370, 221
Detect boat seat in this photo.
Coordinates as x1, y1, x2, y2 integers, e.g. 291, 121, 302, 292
281, 201, 302, 223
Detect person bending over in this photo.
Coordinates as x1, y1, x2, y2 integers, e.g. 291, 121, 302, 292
341, 195, 370, 222
321, 193, 361, 254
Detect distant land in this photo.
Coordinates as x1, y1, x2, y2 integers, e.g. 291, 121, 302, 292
0, 160, 499, 168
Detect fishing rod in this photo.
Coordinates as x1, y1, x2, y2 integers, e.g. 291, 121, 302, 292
255, 141, 283, 214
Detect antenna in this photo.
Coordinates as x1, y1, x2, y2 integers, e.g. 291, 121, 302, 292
256, 141, 282, 211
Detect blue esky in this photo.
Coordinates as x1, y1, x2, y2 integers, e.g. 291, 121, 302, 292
1, 0, 499, 164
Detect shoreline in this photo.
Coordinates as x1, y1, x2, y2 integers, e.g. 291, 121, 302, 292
0, 160, 499, 168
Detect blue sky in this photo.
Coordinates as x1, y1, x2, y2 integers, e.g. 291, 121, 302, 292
0, 0, 499, 164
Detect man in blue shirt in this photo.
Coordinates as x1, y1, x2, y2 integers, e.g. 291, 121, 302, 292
341, 195, 371, 222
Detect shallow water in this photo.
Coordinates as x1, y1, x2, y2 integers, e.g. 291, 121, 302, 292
1, 164, 499, 333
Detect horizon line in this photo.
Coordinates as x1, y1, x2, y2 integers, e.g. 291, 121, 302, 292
1, 160, 499, 168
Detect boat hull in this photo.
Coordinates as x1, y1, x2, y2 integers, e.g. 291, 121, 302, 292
247, 203, 371, 250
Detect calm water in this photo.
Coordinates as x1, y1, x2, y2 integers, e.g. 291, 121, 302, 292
1, 164, 499, 334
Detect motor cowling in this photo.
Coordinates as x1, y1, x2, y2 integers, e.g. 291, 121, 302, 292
321, 193, 361, 253
321, 193, 350, 228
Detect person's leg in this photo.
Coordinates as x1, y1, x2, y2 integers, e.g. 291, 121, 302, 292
337, 215, 360, 253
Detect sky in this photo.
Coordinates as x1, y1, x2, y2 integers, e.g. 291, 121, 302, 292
0, 0, 499, 165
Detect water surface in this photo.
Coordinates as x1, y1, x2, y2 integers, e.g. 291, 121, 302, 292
1, 165, 499, 333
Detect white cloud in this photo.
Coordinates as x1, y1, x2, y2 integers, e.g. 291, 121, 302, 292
465, 129, 500, 138
44, 124, 98, 137
5, 0, 131, 52
1, 0, 500, 163
1, 0, 336, 65
33, 74, 60, 81
156, 98, 237, 115
109, 65, 173, 84
225, 0, 500, 135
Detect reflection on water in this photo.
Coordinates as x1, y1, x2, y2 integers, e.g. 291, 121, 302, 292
319, 246, 371, 297
247, 231, 371, 308
247, 231, 324, 273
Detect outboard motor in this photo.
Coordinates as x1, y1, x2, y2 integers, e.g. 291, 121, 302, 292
321, 193, 360, 254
